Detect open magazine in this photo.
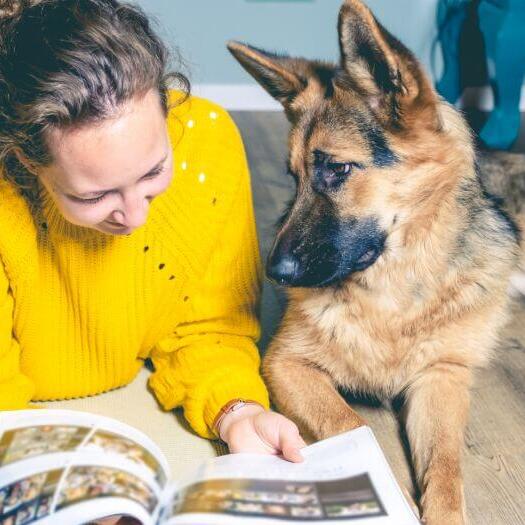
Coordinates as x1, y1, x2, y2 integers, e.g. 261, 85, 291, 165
0, 410, 420, 525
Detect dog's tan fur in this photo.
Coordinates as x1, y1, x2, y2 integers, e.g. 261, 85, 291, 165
228, 2, 521, 523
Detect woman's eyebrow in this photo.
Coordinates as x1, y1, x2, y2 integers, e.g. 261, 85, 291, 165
75, 154, 168, 198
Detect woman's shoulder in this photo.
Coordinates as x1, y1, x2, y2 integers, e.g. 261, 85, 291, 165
150, 94, 252, 272
167, 90, 236, 124
164, 91, 249, 200
166, 91, 244, 162
153, 91, 251, 238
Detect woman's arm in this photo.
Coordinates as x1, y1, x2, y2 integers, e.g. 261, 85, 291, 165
148, 107, 304, 460
0, 256, 34, 408
148, 123, 269, 437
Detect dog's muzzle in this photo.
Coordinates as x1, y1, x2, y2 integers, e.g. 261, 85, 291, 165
267, 216, 386, 288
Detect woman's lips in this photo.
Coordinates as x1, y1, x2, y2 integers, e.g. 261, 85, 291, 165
105, 220, 126, 228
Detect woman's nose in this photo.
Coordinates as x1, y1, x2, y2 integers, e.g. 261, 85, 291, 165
121, 192, 150, 229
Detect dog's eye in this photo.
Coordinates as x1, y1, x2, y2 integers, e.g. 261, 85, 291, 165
327, 162, 353, 176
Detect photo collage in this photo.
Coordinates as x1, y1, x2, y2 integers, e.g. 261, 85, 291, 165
0, 424, 164, 523
0, 424, 165, 487
0, 465, 157, 524
174, 474, 386, 521
82, 430, 166, 486
56, 465, 158, 514
0, 469, 61, 525
0, 426, 89, 467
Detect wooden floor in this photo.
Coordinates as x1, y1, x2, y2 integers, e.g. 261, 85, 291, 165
231, 110, 525, 525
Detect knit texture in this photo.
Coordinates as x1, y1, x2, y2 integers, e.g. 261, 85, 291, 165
0, 93, 269, 438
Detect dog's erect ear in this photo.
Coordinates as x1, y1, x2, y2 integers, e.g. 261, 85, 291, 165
338, 0, 437, 125
227, 41, 307, 107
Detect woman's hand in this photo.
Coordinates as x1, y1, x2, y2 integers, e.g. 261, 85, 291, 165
219, 404, 306, 463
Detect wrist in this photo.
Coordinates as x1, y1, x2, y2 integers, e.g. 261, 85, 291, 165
213, 399, 266, 441
220, 404, 265, 442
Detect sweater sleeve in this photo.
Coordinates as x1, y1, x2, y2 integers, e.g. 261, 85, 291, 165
0, 257, 34, 409
148, 113, 269, 438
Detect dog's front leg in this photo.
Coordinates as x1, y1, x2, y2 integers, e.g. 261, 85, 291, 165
263, 352, 365, 440
404, 363, 471, 525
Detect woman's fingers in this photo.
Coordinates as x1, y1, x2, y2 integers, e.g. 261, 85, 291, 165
224, 410, 307, 463
279, 421, 306, 463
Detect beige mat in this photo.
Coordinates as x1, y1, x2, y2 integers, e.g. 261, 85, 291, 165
44, 367, 221, 480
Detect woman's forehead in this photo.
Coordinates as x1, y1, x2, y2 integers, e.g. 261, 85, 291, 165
45, 91, 169, 192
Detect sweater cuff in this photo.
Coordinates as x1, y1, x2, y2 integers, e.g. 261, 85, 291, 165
148, 367, 186, 412
188, 366, 270, 439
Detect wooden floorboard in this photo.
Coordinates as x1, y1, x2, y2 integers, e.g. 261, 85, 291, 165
231, 110, 525, 524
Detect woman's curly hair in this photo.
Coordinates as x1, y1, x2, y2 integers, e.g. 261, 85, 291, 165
0, 0, 190, 202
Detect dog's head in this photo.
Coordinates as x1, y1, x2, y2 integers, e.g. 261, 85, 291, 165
228, 0, 444, 288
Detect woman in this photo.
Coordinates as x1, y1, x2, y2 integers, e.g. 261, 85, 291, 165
0, 0, 304, 459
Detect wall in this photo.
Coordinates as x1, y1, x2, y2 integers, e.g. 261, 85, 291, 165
136, 0, 523, 110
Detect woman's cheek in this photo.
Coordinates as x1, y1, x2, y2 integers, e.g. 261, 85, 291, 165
57, 198, 116, 228
154, 167, 174, 195
141, 172, 173, 203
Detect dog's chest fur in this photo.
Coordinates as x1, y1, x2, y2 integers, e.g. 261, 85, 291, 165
291, 267, 508, 399
298, 293, 427, 397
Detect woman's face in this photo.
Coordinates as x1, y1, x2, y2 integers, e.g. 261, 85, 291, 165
38, 89, 173, 235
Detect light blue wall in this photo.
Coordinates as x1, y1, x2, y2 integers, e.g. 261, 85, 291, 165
136, 0, 441, 85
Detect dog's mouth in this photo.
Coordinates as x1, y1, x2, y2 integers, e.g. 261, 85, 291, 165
267, 236, 386, 288
316, 242, 385, 288
356, 247, 381, 269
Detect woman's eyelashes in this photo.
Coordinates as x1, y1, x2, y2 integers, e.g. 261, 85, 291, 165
69, 165, 165, 205
69, 192, 109, 205
141, 165, 165, 181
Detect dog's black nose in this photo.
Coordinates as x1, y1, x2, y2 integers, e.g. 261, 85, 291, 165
267, 255, 301, 285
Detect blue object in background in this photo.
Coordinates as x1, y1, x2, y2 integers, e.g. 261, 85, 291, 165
436, 0, 470, 103
478, 0, 525, 149
437, 0, 525, 150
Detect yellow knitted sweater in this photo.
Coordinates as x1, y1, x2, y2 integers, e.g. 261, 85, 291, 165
0, 94, 269, 438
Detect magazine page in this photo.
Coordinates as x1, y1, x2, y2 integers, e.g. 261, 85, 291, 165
0, 409, 171, 524
159, 426, 420, 525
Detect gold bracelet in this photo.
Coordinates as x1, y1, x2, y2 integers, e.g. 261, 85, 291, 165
212, 398, 265, 439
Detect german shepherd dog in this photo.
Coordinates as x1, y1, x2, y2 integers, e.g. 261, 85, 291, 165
228, 1, 521, 523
